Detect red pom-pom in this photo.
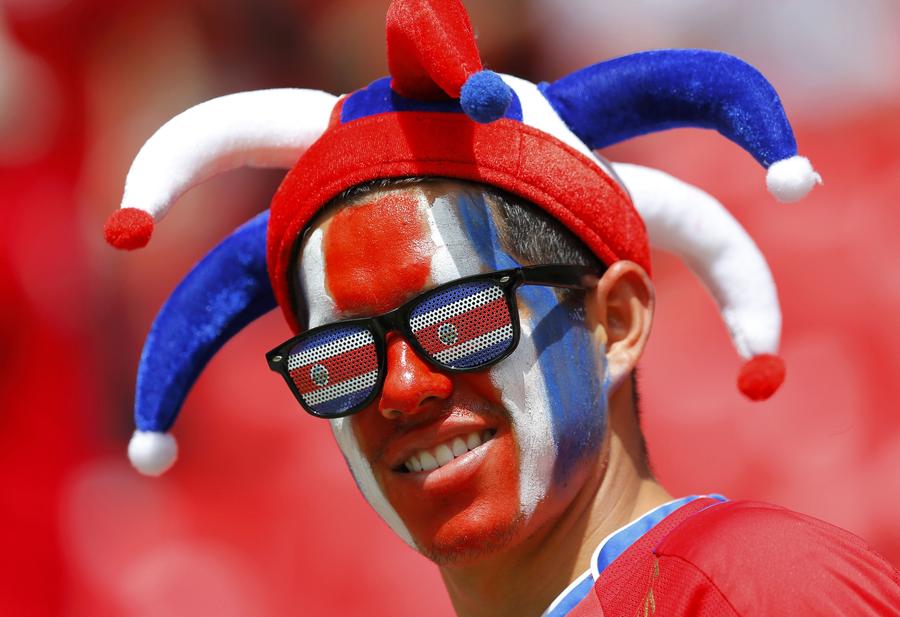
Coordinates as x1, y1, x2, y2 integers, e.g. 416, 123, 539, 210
104, 207, 154, 250
737, 354, 786, 401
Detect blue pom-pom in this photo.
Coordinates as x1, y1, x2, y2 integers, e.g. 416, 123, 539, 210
460, 70, 512, 124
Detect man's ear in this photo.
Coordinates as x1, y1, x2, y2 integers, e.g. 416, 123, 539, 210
586, 260, 654, 393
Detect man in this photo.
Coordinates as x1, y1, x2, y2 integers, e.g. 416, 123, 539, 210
105, 0, 900, 614
281, 177, 899, 615
286, 177, 672, 614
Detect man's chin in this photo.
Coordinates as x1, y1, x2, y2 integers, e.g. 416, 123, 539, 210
415, 510, 527, 567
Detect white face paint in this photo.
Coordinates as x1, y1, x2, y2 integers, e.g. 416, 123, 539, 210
299, 225, 416, 549
299, 228, 337, 328
296, 182, 608, 557
426, 197, 557, 520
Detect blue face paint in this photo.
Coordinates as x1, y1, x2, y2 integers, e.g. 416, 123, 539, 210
453, 190, 607, 485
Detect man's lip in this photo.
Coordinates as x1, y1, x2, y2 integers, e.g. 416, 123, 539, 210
384, 412, 498, 470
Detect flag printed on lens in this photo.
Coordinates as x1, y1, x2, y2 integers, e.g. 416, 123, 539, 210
287, 324, 378, 415
410, 281, 514, 369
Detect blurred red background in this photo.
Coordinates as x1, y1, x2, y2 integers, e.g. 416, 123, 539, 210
1, 0, 898, 615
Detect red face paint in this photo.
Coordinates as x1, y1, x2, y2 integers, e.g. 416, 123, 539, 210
352, 372, 521, 564
323, 192, 434, 315
318, 187, 522, 562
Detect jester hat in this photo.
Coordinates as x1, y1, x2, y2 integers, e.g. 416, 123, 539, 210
105, 0, 820, 476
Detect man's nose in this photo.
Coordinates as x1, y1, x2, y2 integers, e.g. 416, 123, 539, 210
378, 332, 453, 419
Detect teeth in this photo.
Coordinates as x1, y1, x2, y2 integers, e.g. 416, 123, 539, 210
435, 444, 454, 466
466, 432, 482, 450
403, 430, 495, 473
419, 451, 438, 472
406, 455, 422, 472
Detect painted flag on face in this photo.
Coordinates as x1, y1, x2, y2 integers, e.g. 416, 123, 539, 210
409, 280, 514, 369
287, 324, 379, 416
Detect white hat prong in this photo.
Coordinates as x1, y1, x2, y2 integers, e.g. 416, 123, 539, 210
104, 88, 337, 250
613, 162, 785, 399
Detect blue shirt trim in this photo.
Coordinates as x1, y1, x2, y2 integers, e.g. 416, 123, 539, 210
542, 494, 727, 617
544, 570, 594, 617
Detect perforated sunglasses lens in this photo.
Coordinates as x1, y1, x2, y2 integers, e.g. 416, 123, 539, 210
408, 279, 514, 369
285, 324, 379, 417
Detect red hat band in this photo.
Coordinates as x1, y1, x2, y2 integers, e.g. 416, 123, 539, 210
267, 111, 646, 333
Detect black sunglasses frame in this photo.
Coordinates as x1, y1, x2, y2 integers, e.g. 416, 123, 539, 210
266, 264, 600, 419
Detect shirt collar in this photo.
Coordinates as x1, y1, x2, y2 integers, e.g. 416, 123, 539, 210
541, 494, 727, 617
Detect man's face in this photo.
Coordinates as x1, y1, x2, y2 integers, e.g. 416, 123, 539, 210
295, 181, 610, 564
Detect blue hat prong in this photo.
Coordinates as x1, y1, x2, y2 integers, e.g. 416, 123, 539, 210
540, 49, 821, 202
460, 70, 513, 123
128, 210, 276, 476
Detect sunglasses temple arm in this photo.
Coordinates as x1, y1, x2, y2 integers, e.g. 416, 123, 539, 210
518, 264, 601, 289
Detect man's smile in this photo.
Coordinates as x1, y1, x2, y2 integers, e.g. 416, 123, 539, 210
395, 428, 497, 473
363, 385, 521, 550
384, 406, 498, 467
375, 399, 507, 493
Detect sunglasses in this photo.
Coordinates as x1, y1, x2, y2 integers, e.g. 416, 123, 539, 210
266, 264, 600, 419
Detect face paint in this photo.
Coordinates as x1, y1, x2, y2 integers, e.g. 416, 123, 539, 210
428, 197, 554, 519
300, 191, 439, 550
442, 191, 607, 509
322, 192, 433, 316
299, 228, 336, 332
371, 198, 523, 560
297, 182, 608, 563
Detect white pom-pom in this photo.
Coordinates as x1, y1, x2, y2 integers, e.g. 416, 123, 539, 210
766, 155, 822, 203
128, 430, 178, 476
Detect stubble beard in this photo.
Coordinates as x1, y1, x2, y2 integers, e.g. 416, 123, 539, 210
418, 509, 528, 567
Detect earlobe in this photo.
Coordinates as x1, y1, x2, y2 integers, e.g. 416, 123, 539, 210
587, 261, 654, 392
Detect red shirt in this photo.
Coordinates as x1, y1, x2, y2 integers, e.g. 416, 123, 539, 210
571, 499, 900, 616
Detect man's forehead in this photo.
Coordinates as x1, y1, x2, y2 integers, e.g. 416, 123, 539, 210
297, 182, 509, 325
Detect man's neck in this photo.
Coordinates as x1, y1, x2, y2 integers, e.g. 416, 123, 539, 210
438, 389, 672, 617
